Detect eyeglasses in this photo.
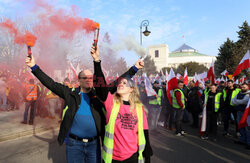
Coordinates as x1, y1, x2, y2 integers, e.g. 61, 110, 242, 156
79, 77, 93, 80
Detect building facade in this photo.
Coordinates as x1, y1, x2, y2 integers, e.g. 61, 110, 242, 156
148, 43, 216, 71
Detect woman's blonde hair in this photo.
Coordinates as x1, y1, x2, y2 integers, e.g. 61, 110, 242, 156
113, 78, 141, 114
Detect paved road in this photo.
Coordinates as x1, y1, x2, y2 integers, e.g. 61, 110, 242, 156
1, 123, 250, 163
150, 125, 250, 163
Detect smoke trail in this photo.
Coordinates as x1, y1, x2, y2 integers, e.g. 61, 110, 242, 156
102, 35, 147, 57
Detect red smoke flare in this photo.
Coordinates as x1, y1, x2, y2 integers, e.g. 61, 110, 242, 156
0, 19, 37, 47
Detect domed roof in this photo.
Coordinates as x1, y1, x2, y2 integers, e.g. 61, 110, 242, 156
173, 43, 197, 52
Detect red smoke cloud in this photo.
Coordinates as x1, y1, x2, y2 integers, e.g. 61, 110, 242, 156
0, 19, 37, 47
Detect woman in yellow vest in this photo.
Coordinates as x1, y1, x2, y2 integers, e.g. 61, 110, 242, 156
90, 47, 153, 163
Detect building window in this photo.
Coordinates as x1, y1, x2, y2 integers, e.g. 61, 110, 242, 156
155, 50, 159, 58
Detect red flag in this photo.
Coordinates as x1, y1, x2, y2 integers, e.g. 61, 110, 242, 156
183, 67, 188, 86
166, 68, 178, 105
221, 70, 228, 77
207, 59, 215, 84
238, 99, 250, 129
233, 50, 250, 77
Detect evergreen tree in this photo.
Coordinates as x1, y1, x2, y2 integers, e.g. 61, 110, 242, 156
214, 21, 250, 78
214, 38, 235, 76
137, 55, 158, 76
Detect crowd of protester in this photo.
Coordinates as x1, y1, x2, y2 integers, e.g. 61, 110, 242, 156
0, 68, 78, 123
138, 78, 250, 150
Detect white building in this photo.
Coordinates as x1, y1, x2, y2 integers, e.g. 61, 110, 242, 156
148, 43, 216, 71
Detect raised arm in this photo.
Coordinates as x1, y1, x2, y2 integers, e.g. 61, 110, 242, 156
25, 56, 70, 99
90, 46, 144, 101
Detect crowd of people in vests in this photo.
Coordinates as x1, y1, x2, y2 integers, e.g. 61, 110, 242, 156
0, 67, 77, 124
138, 77, 250, 150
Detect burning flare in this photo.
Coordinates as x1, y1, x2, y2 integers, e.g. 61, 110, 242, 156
93, 23, 100, 50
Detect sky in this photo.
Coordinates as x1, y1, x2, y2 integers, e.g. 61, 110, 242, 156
0, 0, 250, 66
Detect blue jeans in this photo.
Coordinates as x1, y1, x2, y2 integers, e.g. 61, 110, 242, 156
23, 101, 36, 123
66, 137, 101, 163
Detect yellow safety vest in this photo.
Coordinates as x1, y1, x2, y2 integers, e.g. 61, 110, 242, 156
172, 89, 185, 109
214, 93, 222, 112
103, 102, 146, 163
230, 88, 241, 106
204, 88, 210, 96
149, 89, 162, 105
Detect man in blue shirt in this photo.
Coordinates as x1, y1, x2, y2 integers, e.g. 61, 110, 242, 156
25, 46, 140, 163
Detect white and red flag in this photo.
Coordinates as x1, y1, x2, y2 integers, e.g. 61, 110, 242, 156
166, 68, 178, 105
69, 61, 78, 80
221, 70, 229, 77
165, 70, 169, 81
176, 73, 183, 80
160, 70, 164, 77
233, 50, 250, 77
183, 67, 188, 86
143, 73, 157, 97
207, 59, 215, 84
238, 99, 250, 129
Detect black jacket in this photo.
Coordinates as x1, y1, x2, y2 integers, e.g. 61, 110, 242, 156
93, 61, 153, 161
32, 65, 106, 145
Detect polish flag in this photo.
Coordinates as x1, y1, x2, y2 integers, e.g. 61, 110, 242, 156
220, 76, 225, 82
165, 70, 169, 81
194, 73, 200, 86
233, 50, 250, 77
238, 99, 250, 129
143, 73, 157, 96
160, 70, 164, 77
176, 73, 183, 80
221, 70, 229, 77
75, 63, 81, 74
154, 74, 160, 82
69, 62, 78, 79
183, 67, 188, 86
215, 78, 220, 84
166, 68, 178, 105
207, 59, 215, 84
243, 75, 247, 82
200, 94, 208, 135
239, 77, 244, 84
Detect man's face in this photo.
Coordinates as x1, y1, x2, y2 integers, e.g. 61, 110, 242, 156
178, 83, 184, 90
189, 82, 194, 88
227, 82, 233, 88
241, 84, 249, 92
198, 83, 203, 89
211, 85, 217, 93
78, 70, 93, 89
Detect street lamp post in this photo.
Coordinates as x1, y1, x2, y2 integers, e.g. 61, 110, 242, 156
140, 20, 151, 45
